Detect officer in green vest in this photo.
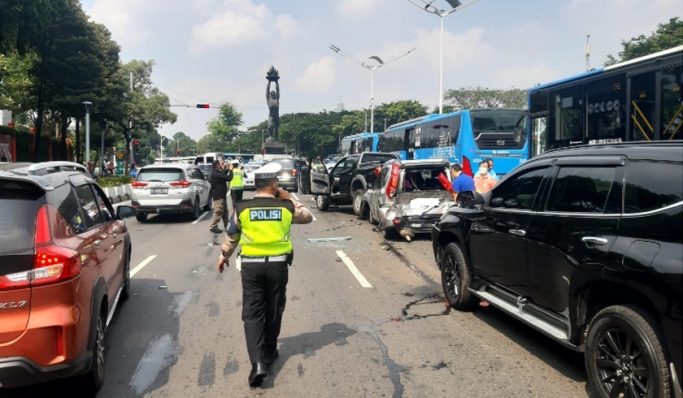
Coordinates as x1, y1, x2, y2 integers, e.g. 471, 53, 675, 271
217, 162, 312, 386
228, 159, 244, 210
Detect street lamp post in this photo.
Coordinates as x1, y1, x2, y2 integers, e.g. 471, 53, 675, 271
405, 0, 481, 114
83, 101, 92, 166
330, 45, 415, 133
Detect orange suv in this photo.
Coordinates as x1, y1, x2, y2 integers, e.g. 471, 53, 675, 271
0, 162, 135, 392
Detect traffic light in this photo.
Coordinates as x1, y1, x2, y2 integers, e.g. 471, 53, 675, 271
176, 149, 181, 154
196, 104, 210, 109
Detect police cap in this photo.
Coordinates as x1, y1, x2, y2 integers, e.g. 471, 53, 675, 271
253, 162, 281, 180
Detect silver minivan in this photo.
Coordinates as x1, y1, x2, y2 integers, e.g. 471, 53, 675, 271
131, 164, 212, 222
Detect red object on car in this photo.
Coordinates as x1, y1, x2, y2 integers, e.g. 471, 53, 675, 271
462, 155, 474, 177
438, 173, 454, 193
385, 163, 400, 198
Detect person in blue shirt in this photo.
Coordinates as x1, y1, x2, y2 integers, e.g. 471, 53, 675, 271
130, 162, 139, 178
475, 158, 497, 180
450, 164, 475, 201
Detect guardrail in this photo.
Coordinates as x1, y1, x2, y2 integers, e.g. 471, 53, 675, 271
104, 184, 132, 203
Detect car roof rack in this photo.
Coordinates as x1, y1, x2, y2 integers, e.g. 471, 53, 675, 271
27, 161, 89, 176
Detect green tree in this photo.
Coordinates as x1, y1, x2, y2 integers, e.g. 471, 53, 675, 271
108, 60, 177, 172
443, 87, 527, 110
605, 17, 683, 66
196, 133, 227, 153
206, 103, 243, 142
164, 132, 197, 157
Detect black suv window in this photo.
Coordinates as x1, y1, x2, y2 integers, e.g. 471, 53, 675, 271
74, 185, 104, 229
625, 161, 683, 213
546, 166, 616, 213
0, 180, 44, 255
93, 185, 114, 223
490, 167, 548, 210
49, 183, 87, 235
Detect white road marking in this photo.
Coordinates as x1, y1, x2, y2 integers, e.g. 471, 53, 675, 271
130, 255, 157, 278
335, 250, 372, 288
292, 193, 300, 201
192, 211, 209, 224
130, 334, 176, 395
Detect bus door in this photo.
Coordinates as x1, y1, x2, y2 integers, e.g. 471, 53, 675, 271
405, 128, 415, 160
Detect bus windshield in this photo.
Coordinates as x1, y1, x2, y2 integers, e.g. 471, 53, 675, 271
470, 109, 525, 134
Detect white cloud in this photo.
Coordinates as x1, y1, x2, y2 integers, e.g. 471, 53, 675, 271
337, 0, 386, 22
274, 14, 298, 37
294, 57, 337, 92
493, 62, 557, 88
87, 0, 154, 45
189, 0, 298, 51
191, 10, 268, 48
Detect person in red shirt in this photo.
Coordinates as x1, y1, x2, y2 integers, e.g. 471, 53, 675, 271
474, 161, 496, 194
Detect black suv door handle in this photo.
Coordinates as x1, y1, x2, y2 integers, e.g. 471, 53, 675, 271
582, 236, 608, 245
509, 229, 526, 237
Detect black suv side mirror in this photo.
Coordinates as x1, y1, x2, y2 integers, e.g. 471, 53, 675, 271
457, 191, 485, 209
117, 205, 137, 220
490, 197, 504, 207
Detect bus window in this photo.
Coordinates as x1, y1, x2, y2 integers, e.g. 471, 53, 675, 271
549, 87, 584, 149
630, 71, 656, 141
586, 74, 626, 144
470, 110, 523, 150
531, 116, 547, 158
661, 65, 682, 140
530, 90, 548, 114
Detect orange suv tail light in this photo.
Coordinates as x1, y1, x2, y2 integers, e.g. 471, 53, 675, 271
0, 205, 80, 291
131, 181, 148, 188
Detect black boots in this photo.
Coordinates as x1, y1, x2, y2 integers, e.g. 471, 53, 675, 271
263, 349, 279, 365
248, 362, 267, 386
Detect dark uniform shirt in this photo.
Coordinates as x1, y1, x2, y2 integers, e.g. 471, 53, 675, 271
210, 168, 233, 200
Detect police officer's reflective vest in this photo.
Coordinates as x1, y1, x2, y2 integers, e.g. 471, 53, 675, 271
230, 168, 244, 190
237, 198, 295, 257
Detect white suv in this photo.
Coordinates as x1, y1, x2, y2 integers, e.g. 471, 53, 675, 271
131, 165, 211, 222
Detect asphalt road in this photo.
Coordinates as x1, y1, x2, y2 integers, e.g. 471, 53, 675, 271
5, 191, 593, 398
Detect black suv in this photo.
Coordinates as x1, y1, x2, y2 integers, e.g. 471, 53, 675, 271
432, 142, 682, 398
309, 152, 399, 214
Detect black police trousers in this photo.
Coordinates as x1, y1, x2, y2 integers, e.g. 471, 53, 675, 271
231, 189, 243, 210
240, 260, 288, 364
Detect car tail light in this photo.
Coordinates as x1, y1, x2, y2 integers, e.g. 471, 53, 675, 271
0, 205, 80, 291
385, 163, 400, 198
132, 181, 148, 189
393, 218, 400, 225
170, 180, 191, 187
462, 156, 473, 177
292, 170, 297, 176
438, 173, 454, 193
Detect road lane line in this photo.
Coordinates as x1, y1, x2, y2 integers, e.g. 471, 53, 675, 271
130, 255, 157, 278
335, 250, 372, 288
192, 211, 209, 224
292, 193, 300, 201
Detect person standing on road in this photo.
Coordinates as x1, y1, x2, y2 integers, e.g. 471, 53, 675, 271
474, 161, 497, 194
209, 160, 233, 233
475, 158, 498, 180
229, 159, 244, 209
451, 164, 475, 201
216, 162, 313, 387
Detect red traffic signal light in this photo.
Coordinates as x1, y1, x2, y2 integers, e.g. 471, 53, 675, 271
261, 147, 265, 153
133, 140, 139, 145
176, 149, 181, 154
196, 104, 210, 109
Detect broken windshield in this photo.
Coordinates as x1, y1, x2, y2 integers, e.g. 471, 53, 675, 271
401, 167, 450, 192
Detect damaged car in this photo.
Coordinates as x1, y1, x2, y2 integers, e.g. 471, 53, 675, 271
360, 159, 453, 241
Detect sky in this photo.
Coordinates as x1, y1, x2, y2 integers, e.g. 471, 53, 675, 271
80, 0, 682, 141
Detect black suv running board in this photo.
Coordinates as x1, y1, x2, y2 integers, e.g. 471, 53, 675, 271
468, 286, 582, 352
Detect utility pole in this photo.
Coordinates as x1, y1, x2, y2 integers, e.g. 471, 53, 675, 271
365, 111, 368, 132
129, 72, 135, 164
585, 34, 591, 72
83, 101, 92, 167
384, 118, 387, 132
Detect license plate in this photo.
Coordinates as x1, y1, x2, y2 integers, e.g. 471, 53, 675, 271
411, 223, 422, 228
151, 188, 168, 195
279, 175, 290, 180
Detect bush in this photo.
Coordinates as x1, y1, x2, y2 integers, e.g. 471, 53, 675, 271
97, 176, 133, 188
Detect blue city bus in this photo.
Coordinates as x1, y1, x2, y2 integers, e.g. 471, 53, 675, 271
522, 45, 682, 158
379, 109, 528, 176
339, 132, 381, 156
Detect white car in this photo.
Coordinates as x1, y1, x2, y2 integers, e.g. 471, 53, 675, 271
243, 163, 264, 190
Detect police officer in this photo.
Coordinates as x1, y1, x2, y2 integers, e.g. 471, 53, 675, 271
229, 159, 244, 209
216, 162, 312, 386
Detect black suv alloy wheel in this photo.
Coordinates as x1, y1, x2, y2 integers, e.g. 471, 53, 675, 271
585, 305, 671, 398
440, 243, 475, 310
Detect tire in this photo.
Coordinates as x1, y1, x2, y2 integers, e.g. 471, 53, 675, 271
121, 246, 131, 301
352, 189, 364, 216
358, 202, 369, 220
316, 195, 330, 211
203, 196, 212, 212
440, 242, 476, 310
585, 305, 671, 398
135, 213, 148, 222
190, 197, 200, 220
81, 310, 106, 393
